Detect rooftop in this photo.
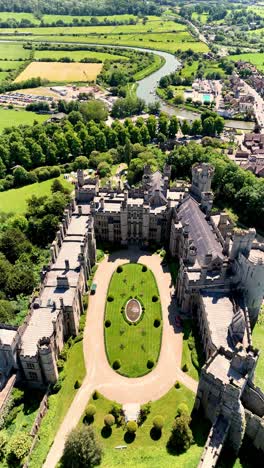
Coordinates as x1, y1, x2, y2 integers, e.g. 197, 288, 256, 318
20, 308, 59, 357
202, 293, 235, 350
0, 328, 17, 346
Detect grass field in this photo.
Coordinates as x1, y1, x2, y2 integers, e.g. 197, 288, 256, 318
0, 71, 9, 82
105, 263, 162, 377
0, 12, 139, 26
252, 309, 264, 391
0, 42, 29, 59
0, 176, 72, 214
29, 340, 85, 468
77, 386, 209, 468
34, 49, 127, 62
0, 60, 23, 70
0, 108, 47, 132
191, 12, 208, 24
229, 53, 264, 73
15, 61, 103, 83
181, 321, 205, 381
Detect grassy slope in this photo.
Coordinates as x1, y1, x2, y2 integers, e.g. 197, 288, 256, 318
229, 53, 264, 73
0, 108, 47, 132
0, 176, 73, 214
181, 321, 205, 381
105, 263, 162, 377
29, 340, 85, 468
252, 310, 264, 391
78, 386, 209, 468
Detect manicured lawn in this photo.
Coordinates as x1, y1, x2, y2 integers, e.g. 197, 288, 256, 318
77, 386, 209, 467
0, 108, 47, 132
0, 176, 73, 215
105, 263, 162, 377
29, 340, 85, 468
229, 53, 264, 73
252, 309, 264, 391
181, 320, 205, 381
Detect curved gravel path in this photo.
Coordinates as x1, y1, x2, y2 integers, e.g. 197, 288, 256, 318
44, 248, 198, 468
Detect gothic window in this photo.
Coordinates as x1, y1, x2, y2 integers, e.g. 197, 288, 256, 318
29, 371, 38, 380
27, 363, 35, 369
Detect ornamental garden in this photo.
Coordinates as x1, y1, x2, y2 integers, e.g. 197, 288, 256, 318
104, 263, 162, 377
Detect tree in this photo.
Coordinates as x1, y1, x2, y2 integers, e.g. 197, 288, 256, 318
104, 414, 115, 427
0, 228, 31, 263
202, 117, 215, 136
13, 167, 32, 187
7, 432, 31, 465
168, 116, 179, 139
214, 116, 225, 135
126, 421, 138, 433
61, 426, 102, 468
158, 113, 169, 136
6, 265, 35, 297
181, 120, 191, 136
191, 119, 203, 136
97, 161, 111, 178
0, 254, 12, 290
167, 414, 193, 453
146, 115, 157, 140
85, 404, 97, 419
73, 156, 89, 170
51, 179, 70, 194
153, 415, 164, 431
80, 100, 108, 122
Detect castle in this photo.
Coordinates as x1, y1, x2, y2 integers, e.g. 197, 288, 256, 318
0, 162, 264, 461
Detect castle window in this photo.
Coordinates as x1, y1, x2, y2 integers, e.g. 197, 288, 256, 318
29, 372, 38, 380
27, 363, 35, 369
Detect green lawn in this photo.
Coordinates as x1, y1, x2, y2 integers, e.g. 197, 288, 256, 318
29, 340, 85, 468
76, 386, 209, 468
105, 263, 162, 377
252, 309, 264, 391
229, 53, 264, 73
0, 60, 23, 70
191, 12, 208, 24
0, 176, 73, 215
0, 71, 9, 82
181, 321, 205, 381
0, 108, 48, 132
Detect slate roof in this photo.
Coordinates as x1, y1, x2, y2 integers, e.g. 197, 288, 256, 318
178, 196, 223, 265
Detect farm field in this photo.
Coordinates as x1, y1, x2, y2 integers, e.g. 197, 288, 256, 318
0, 71, 9, 82
15, 61, 103, 83
79, 387, 209, 468
0, 42, 29, 59
104, 263, 162, 377
0, 60, 23, 70
4, 32, 208, 53
0, 108, 47, 132
0, 19, 185, 36
0, 12, 139, 25
191, 12, 208, 24
34, 49, 127, 62
0, 176, 72, 215
229, 53, 264, 73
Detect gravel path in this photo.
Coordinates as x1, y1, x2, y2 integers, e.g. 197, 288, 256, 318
44, 248, 198, 468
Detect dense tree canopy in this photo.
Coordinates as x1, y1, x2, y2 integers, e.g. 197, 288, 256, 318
61, 426, 103, 468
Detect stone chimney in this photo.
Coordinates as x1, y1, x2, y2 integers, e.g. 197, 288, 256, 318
65, 259, 70, 270
78, 205, 82, 215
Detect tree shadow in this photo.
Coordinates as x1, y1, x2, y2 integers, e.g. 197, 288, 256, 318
150, 427, 162, 441
217, 436, 263, 468
101, 426, 112, 439
83, 415, 94, 425
124, 432, 136, 444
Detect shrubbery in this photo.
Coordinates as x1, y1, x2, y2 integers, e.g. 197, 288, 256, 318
142, 265, 148, 272
112, 359, 121, 370
117, 265, 123, 273
152, 295, 158, 302
61, 426, 102, 468
154, 319, 161, 328
105, 319, 111, 328
147, 359, 154, 369
153, 415, 164, 431
107, 296, 114, 302
104, 414, 115, 427
126, 421, 138, 433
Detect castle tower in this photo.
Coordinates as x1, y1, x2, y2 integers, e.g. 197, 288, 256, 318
77, 169, 85, 187
38, 337, 58, 384
230, 228, 256, 260
191, 163, 215, 201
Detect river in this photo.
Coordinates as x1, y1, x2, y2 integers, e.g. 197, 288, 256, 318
0, 39, 255, 130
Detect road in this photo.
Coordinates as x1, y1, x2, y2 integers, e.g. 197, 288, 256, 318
43, 248, 197, 468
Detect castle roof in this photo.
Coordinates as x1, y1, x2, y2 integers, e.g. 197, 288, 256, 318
178, 196, 223, 265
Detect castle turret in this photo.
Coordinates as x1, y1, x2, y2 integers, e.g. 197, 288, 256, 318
230, 228, 256, 260
77, 169, 85, 187
191, 163, 214, 201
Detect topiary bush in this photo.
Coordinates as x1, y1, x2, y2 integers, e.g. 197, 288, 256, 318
153, 415, 164, 430
107, 295, 114, 302
177, 403, 189, 417
152, 295, 158, 302
105, 319, 111, 328
175, 381, 181, 389
112, 359, 121, 370
104, 414, 115, 427
126, 421, 138, 433
147, 359, 154, 369
182, 363, 188, 372
74, 379, 81, 389
85, 404, 96, 419
154, 319, 161, 328
142, 265, 147, 272
117, 266, 123, 273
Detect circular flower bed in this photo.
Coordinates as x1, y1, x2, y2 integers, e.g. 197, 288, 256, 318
125, 298, 142, 323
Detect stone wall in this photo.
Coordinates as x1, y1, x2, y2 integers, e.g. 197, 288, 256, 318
242, 381, 264, 418
245, 409, 264, 451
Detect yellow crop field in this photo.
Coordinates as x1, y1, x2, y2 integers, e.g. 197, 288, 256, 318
14, 62, 103, 83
